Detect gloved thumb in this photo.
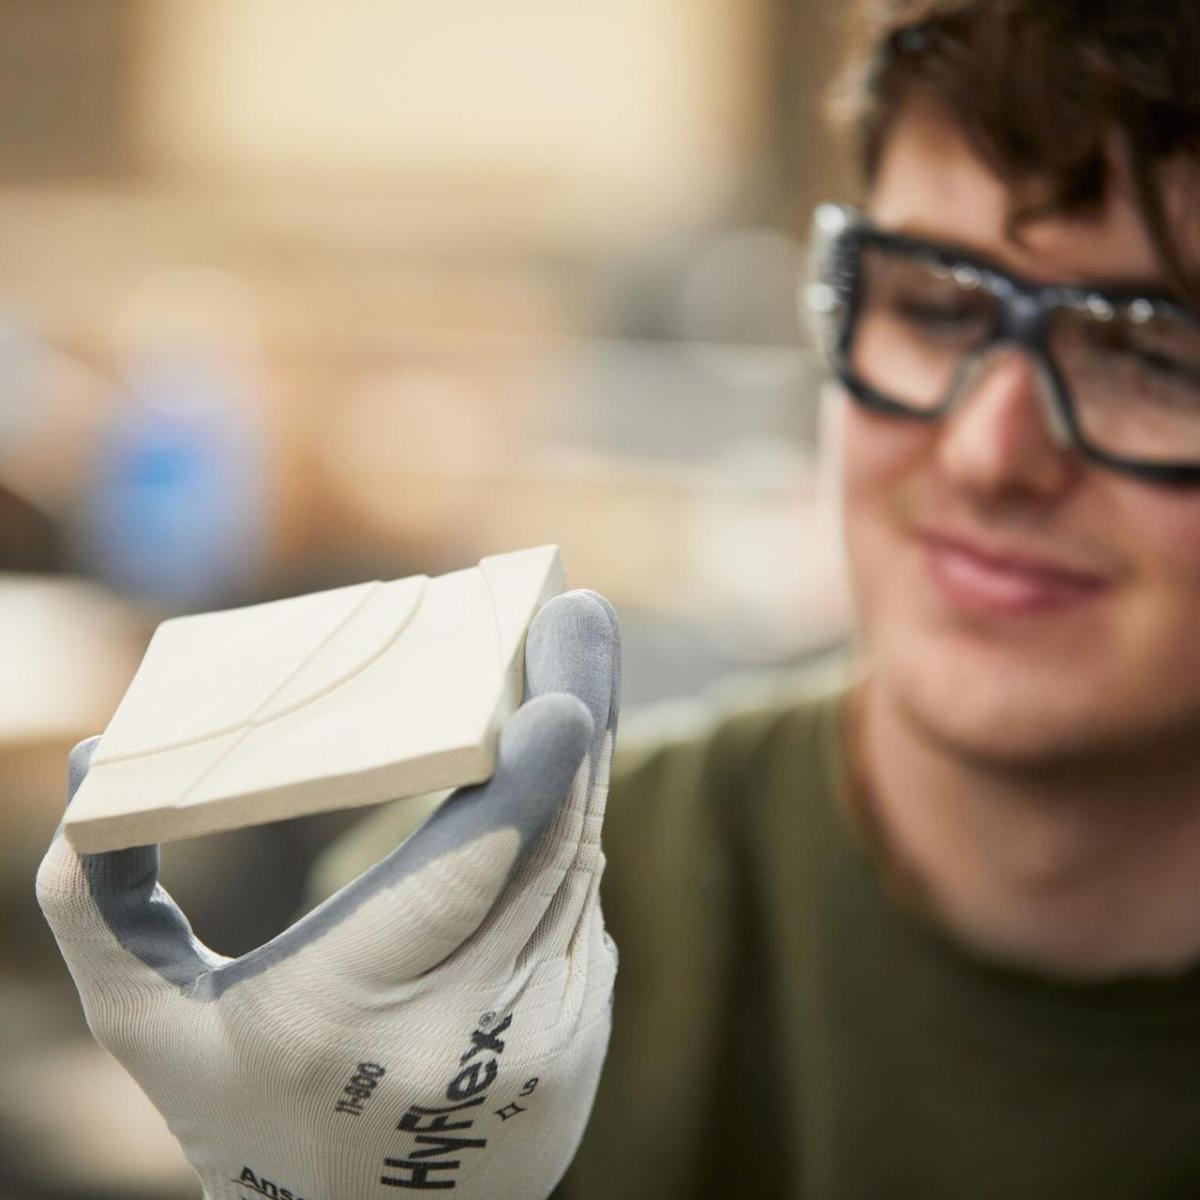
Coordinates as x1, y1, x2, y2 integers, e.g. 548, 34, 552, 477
37, 737, 221, 1014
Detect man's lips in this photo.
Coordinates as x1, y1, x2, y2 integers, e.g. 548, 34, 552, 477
917, 529, 1113, 616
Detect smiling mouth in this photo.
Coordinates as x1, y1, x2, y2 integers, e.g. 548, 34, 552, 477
918, 531, 1112, 616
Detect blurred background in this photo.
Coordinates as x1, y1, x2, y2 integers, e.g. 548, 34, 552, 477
0, 1, 856, 1195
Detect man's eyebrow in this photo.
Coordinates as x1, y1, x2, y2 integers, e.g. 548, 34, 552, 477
884, 219, 1180, 297
1076, 273, 1183, 299
883, 220, 997, 262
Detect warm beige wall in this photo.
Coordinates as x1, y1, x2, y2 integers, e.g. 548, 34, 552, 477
136, 0, 763, 228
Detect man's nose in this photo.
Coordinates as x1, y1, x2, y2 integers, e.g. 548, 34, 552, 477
935, 347, 1080, 500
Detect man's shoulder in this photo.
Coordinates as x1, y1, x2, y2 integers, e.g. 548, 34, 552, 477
614, 648, 855, 787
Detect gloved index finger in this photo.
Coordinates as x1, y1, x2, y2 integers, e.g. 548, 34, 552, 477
466, 589, 619, 969
524, 590, 620, 767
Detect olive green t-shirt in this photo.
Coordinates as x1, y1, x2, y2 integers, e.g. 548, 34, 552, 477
315, 668, 1200, 1199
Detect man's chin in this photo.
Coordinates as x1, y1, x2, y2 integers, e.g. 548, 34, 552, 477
875, 642, 1129, 773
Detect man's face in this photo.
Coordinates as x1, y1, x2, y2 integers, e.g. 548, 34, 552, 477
843, 96, 1200, 768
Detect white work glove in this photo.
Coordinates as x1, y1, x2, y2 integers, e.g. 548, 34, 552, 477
37, 590, 620, 1200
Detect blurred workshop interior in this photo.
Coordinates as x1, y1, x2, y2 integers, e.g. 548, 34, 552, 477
0, 2, 854, 1196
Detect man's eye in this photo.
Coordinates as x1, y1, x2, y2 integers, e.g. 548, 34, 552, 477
1095, 325, 1200, 384
1131, 331, 1200, 380
1132, 347, 1200, 390
893, 298, 986, 335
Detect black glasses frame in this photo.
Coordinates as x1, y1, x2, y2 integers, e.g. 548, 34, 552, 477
806, 203, 1200, 486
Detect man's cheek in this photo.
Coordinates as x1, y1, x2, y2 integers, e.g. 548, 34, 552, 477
841, 494, 899, 634
1109, 483, 1200, 605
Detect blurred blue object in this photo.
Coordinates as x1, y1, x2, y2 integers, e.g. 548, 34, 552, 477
79, 353, 266, 609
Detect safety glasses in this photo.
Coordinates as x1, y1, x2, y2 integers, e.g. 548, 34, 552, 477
806, 203, 1200, 485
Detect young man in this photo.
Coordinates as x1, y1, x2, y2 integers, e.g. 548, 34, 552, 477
38, 2, 1200, 1197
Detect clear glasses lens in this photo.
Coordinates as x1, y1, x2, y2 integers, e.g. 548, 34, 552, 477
1049, 303, 1200, 464
849, 244, 996, 411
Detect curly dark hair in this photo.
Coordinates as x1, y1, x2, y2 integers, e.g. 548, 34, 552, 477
837, 0, 1200, 295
